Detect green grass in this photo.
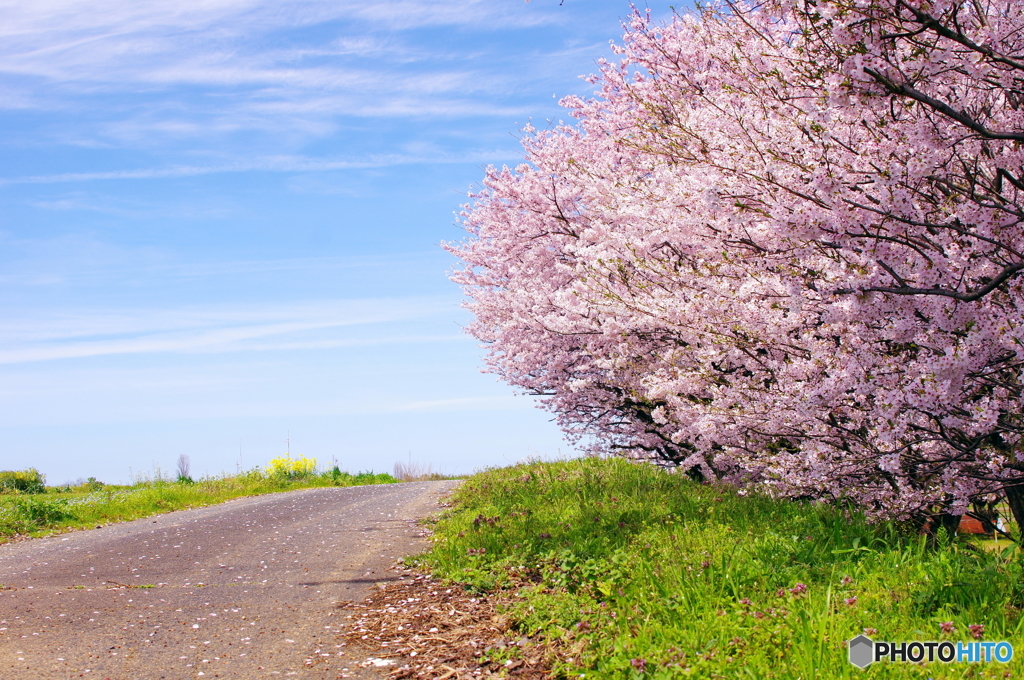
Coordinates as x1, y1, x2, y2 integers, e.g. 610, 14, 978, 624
420, 457, 1024, 678
0, 467, 398, 541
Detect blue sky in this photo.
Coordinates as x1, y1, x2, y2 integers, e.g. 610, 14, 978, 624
0, 0, 675, 484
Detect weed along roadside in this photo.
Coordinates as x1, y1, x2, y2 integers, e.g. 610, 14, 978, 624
341, 458, 1024, 679
0, 457, 399, 543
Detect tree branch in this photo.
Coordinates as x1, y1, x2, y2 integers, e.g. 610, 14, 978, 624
834, 262, 1024, 301
863, 67, 1024, 141
894, 1, 1024, 72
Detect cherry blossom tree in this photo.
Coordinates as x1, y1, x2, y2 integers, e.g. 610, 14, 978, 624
448, 0, 1024, 532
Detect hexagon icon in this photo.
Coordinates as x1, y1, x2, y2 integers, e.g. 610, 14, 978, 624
848, 635, 874, 668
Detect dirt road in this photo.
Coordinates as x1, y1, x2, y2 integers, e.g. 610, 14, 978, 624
0, 481, 460, 679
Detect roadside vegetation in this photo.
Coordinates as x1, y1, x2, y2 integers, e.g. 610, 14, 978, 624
0, 456, 399, 541
421, 458, 1024, 678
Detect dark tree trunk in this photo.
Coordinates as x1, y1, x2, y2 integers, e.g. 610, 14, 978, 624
1003, 482, 1024, 543
917, 510, 961, 548
969, 499, 999, 536
937, 512, 960, 537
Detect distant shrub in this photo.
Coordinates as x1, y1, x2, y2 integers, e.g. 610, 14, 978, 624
176, 454, 193, 483
0, 469, 46, 494
238, 467, 266, 484
320, 466, 398, 486
353, 471, 398, 485
12, 497, 73, 525
326, 465, 345, 483
393, 460, 445, 482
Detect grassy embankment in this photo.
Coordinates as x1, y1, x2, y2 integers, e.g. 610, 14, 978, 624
421, 457, 1024, 678
0, 465, 397, 542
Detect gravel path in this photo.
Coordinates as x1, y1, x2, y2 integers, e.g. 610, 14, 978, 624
0, 481, 460, 679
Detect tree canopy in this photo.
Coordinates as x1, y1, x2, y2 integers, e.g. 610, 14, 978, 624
448, 0, 1024, 527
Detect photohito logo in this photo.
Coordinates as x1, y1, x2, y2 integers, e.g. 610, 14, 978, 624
848, 634, 1014, 668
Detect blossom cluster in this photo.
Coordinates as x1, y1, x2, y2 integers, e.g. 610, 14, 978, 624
448, 0, 1024, 521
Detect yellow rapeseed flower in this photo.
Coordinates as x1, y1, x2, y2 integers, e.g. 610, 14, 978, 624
266, 454, 318, 478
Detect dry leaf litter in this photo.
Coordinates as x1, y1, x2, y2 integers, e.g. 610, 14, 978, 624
330, 567, 554, 679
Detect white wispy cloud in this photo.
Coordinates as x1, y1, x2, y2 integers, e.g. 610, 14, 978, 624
0, 235, 456, 292
390, 395, 534, 412
0, 0, 559, 48
0, 296, 455, 364
0, 0, 571, 131
0, 148, 522, 185
0, 0, 633, 171
231, 333, 469, 353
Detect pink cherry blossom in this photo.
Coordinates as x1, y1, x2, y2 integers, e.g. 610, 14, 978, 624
447, 0, 1024, 527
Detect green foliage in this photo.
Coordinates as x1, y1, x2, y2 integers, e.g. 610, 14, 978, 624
320, 465, 398, 487
14, 497, 73, 524
423, 458, 1024, 679
0, 468, 46, 494
354, 471, 399, 485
